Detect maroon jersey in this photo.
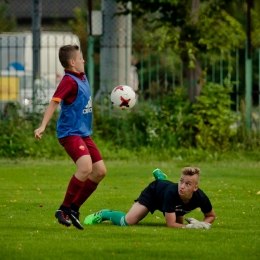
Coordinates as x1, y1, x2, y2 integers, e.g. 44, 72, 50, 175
52, 69, 86, 105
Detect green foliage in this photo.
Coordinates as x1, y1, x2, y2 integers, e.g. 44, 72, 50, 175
1, 83, 260, 159
116, 0, 188, 26
68, 7, 88, 59
0, 3, 16, 32
93, 103, 149, 149
231, 101, 260, 152
115, 0, 248, 103
145, 88, 195, 148
93, 83, 243, 154
117, 0, 246, 54
132, 13, 180, 52
192, 82, 238, 152
251, 1, 260, 47
197, 7, 246, 51
224, 0, 260, 48
93, 87, 195, 151
0, 110, 66, 158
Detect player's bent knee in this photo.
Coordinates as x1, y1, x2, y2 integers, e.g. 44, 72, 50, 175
99, 167, 107, 178
125, 215, 139, 225
76, 164, 92, 179
93, 161, 107, 178
81, 167, 92, 176
75, 166, 92, 181
92, 168, 106, 181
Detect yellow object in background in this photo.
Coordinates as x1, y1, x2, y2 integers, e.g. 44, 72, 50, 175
0, 76, 20, 101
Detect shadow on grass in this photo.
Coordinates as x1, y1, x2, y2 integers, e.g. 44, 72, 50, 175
96, 221, 166, 227
137, 222, 166, 227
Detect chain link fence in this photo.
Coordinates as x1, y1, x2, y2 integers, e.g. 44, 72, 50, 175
0, 0, 259, 130
0, 0, 92, 115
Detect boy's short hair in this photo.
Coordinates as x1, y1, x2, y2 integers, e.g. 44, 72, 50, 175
182, 167, 201, 176
59, 44, 79, 69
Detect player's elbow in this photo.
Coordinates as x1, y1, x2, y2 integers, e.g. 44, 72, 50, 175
210, 215, 216, 224
205, 209, 216, 223
211, 210, 217, 220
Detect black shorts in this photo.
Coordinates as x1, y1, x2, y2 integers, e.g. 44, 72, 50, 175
135, 181, 157, 214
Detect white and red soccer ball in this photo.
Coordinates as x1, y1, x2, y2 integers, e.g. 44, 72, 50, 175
110, 85, 137, 110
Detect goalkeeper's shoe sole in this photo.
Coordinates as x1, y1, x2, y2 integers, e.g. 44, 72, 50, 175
69, 210, 84, 230
55, 210, 71, 227
83, 209, 108, 225
153, 168, 168, 180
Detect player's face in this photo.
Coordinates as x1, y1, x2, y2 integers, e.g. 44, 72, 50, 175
178, 174, 199, 201
71, 50, 85, 73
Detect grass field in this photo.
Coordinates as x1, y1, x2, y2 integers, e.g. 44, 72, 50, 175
0, 158, 260, 260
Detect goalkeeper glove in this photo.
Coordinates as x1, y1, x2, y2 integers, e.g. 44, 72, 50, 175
185, 217, 200, 224
185, 222, 211, 229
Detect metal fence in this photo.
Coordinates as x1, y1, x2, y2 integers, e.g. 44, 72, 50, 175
0, 0, 260, 128
0, 32, 81, 114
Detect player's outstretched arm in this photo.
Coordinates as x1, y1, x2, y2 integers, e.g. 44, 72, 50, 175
202, 209, 216, 224
183, 210, 216, 229
165, 212, 186, 228
34, 100, 59, 140
166, 213, 211, 229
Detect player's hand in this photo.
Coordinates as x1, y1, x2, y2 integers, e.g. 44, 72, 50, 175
185, 217, 200, 224
34, 126, 45, 140
185, 222, 211, 229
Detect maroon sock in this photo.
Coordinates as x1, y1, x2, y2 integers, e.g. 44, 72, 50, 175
61, 175, 84, 207
72, 179, 98, 207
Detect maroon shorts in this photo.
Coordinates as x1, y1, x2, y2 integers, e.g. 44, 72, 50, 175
58, 136, 102, 163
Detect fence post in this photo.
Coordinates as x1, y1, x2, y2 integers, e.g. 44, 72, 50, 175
100, 0, 132, 92
140, 50, 144, 100
236, 48, 240, 112
259, 45, 260, 130
32, 0, 41, 114
220, 51, 223, 86
87, 0, 94, 96
88, 36, 94, 96
245, 39, 252, 131
245, 0, 253, 132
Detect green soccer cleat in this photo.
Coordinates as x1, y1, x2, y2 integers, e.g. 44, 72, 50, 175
153, 168, 168, 180
83, 209, 109, 225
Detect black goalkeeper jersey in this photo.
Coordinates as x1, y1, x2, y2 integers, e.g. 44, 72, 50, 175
136, 180, 212, 216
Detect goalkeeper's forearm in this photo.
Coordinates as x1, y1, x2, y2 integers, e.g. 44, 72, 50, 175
202, 210, 216, 224
202, 216, 215, 224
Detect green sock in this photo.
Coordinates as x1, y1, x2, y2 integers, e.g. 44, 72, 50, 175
102, 210, 129, 226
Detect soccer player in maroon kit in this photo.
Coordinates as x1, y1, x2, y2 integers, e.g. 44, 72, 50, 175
34, 45, 106, 230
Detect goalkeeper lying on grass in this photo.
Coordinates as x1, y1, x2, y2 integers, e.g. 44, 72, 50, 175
84, 167, 216, 229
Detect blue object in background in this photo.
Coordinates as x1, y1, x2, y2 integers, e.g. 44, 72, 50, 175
6, 62, 25, 71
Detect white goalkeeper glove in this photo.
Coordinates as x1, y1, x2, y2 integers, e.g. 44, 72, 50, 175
185, 222, 211, 229
185, 217, 200, 224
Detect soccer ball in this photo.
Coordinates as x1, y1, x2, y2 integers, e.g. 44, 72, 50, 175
110, 85, 136, 110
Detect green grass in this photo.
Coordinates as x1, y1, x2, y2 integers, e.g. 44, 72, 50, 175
0, 159, 260, 260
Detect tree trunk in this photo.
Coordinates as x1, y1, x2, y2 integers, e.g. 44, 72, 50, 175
183, 0, 202, 103
182, 56, 202, 103
191, 0, 199, 23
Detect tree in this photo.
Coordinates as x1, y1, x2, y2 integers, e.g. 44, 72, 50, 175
0, 2, 16, 33
68, 7, 88, 60
116, 0, 246, 101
